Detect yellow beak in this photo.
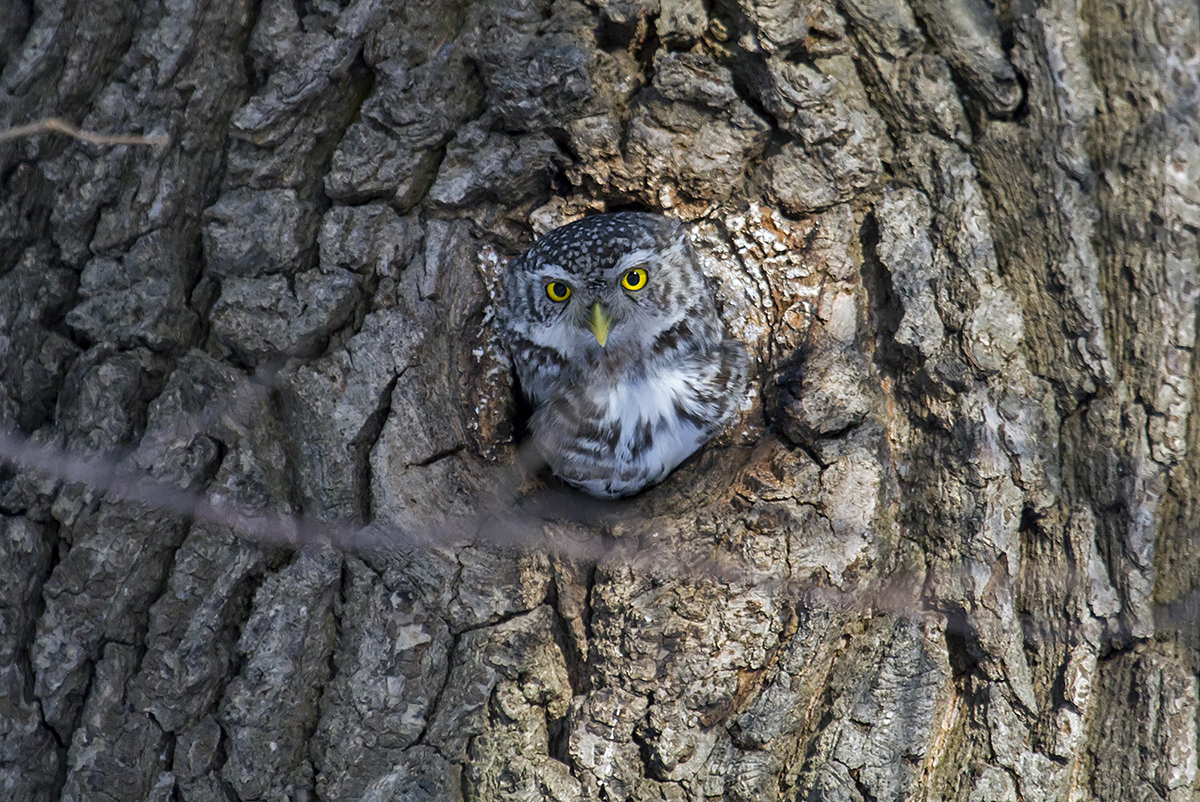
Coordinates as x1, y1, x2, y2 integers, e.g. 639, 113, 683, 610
589, 303, 611, 347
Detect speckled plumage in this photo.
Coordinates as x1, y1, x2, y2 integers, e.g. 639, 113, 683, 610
502, 212, 747, 497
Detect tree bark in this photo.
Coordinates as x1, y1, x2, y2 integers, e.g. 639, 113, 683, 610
1, 0, 1197, 800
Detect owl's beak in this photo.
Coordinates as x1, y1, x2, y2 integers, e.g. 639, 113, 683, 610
589, 302, 612, 347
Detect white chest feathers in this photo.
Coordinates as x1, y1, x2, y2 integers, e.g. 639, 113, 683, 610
532, 362, 716, 498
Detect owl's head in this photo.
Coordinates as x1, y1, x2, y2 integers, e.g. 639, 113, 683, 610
503, 212, 714, 366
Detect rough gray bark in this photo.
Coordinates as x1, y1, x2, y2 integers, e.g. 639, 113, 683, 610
1, 0, 1198, 800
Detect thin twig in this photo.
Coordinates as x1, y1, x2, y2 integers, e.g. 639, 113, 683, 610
0, 117, 170, 147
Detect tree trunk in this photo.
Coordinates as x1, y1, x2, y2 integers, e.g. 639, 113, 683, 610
1, 0, 1197, 800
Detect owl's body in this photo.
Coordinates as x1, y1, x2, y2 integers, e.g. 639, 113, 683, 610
502, 212, 747, 497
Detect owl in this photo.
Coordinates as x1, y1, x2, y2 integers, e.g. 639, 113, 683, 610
502, 212, 748, 498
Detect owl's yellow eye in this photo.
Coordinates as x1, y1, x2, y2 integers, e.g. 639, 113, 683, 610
545, 281, 572, 302
620, 268, 648, 291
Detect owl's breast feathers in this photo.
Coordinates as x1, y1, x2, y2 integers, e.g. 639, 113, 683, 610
527, 338, 746, 497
